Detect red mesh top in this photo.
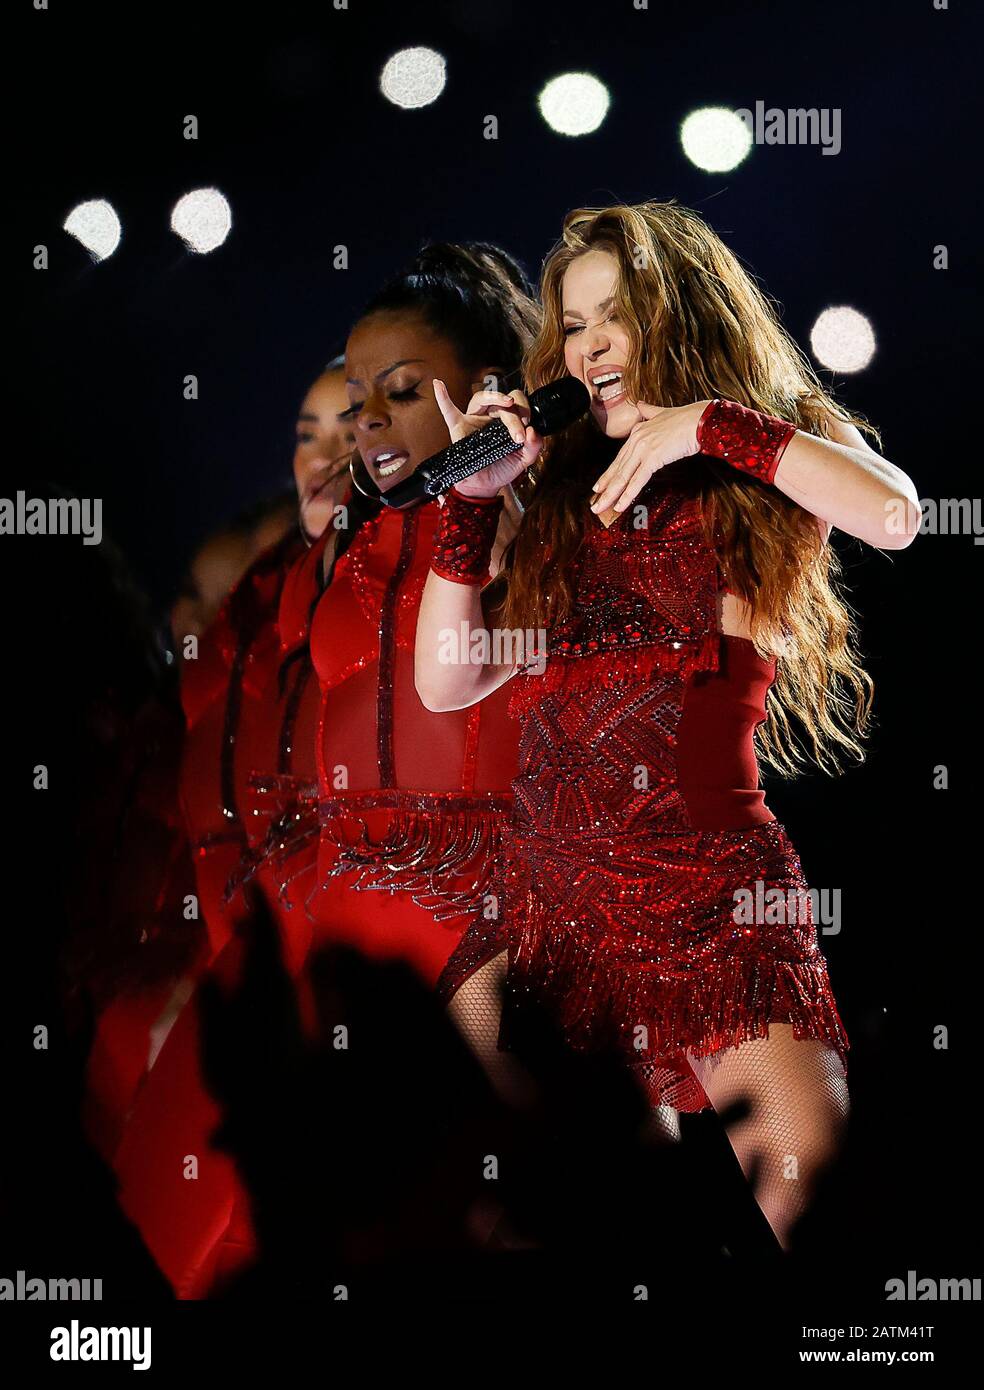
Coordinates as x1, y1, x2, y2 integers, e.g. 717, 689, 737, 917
307, 500, 518, 802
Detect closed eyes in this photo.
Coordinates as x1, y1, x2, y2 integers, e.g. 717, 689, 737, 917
563, 310, 618, 337
339, 384, 422, 418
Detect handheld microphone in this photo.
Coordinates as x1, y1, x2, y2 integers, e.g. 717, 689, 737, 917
379, 376, 590, 509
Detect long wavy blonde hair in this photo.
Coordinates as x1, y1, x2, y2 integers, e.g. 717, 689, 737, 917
498, 200, 878, 776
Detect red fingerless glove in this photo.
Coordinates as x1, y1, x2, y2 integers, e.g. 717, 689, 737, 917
696, 398, 797, 485
430, 487, 504, 585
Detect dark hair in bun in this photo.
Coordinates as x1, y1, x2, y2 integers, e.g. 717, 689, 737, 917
357, 240, 541, 385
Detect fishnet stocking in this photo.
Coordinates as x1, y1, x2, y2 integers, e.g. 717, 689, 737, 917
448, 957, 850, 1237
447, 951, 535, 1109
685, 1023, 850, 1250
447, 951, 681, 1140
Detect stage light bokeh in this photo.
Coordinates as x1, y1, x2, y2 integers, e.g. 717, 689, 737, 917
379, 46, 447, 108
170, 188, 233, 254
63, 199, 122, 261
537, 73, 610, 136
810, 305, 877, 372
680, 107, 753, 171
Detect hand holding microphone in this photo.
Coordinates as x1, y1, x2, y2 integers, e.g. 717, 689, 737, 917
380, 375, 590, 508
432, 381, 543, 498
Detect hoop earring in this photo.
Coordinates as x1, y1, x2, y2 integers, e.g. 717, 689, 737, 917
348, 454, 422, 511
348, 454, 385, 505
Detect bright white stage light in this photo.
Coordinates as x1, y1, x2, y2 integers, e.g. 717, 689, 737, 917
379, 47, 447, 108
810, 306, 876, 372
170, 187, 232, 254
680, 107, 752, 172
63, 199, 121, 261
538, 73, 610, 136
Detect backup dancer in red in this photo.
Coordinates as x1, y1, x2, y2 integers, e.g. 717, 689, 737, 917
80, 495, 300, 1171
109, 360, 358, 1297
261, 244, 541, 991
415, 202, 922, 1249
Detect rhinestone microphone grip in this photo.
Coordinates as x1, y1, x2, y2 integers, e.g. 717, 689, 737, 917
382, 376, 590, 509
421, 417, 520, 496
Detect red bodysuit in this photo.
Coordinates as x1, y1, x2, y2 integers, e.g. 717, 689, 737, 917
111, 529, 311, 1299
267, 498, 520, 983
436, 461, 850, 1112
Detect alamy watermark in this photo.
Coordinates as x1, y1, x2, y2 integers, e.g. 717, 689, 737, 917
0, 491, 102, 545
437, 622, 547, 675
884, 1270, 980, 1300
733, 880, 841, 935
735, 102, 842, 156
886, 496, 984, 544
1, 1270, 103, 1299
49, 1321, 151, 1369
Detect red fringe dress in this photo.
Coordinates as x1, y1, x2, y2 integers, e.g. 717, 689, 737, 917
436, 462, 850, 1113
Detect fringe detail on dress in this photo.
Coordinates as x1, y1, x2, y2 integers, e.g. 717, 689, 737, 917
509, 630, 722, 719
320, 807, 510, 923
223, 774, 320, 913
434, 894, 511, 1005
504, 890, 851, 1079
433, 877, 720, 1114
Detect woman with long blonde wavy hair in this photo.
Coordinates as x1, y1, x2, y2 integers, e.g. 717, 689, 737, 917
414, 200, 921, 1250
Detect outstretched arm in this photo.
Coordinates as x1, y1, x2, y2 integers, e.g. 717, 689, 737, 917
767, 410, 921, 550
589, 399, 922, 551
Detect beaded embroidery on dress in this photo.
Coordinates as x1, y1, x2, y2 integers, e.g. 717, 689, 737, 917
437, 461, 850, 1112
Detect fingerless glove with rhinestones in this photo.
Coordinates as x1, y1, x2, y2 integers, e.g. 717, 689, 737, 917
430, 487, 503, 585
696, 398, 798, 485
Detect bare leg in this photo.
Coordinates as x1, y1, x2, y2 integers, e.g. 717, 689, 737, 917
685, 1023, 850, 1250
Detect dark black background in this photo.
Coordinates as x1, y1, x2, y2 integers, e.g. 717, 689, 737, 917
7, 0, 982, 1339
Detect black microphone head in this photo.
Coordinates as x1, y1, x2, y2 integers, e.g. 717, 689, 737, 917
528, 377, 591, 435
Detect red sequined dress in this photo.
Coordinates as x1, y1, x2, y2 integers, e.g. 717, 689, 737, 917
273, 498, 520, 985
435, 461, 850, 1112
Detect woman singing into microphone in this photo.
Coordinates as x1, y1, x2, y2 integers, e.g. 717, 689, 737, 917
414, 201, 921, 1249
267, 243, 541, 1000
